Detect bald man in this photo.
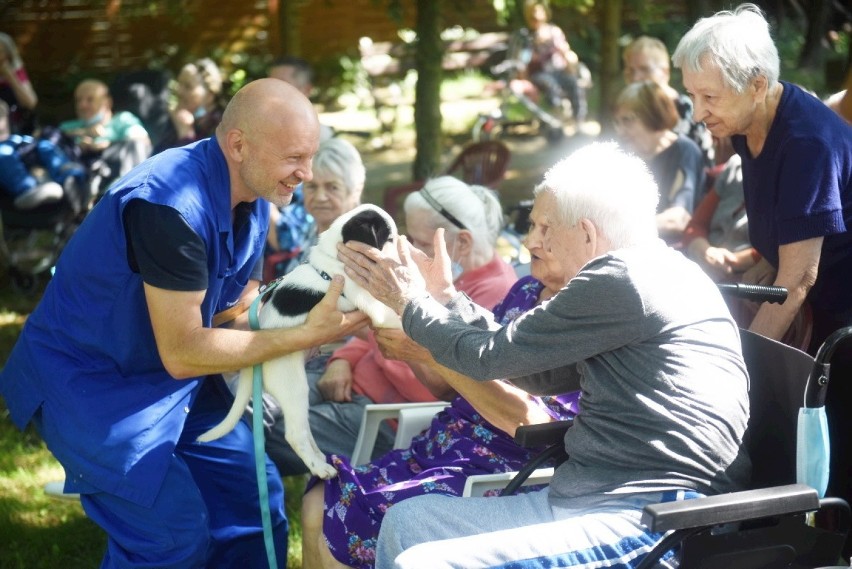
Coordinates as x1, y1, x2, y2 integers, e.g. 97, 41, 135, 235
59, 78, 149, 155
0, 78, 368, 568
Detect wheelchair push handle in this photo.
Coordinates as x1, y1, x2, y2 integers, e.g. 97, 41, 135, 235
717, 283, 788, 304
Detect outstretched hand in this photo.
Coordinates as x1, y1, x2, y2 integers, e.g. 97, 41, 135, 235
418, 228, 458, 303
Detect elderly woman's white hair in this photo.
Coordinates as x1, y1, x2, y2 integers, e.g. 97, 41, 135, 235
403, 175, 504, 257
672, 3, 780, 94
535, 142, 659, 249
312, 137, 366, 200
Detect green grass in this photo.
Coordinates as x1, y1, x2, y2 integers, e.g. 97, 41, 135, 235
0, 283, 307, 568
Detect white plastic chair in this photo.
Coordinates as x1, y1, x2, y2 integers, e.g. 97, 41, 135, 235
350, 402, 447, 465
462, 467, 555, 497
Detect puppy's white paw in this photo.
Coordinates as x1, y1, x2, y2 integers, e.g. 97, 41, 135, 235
308, 459, 338, 480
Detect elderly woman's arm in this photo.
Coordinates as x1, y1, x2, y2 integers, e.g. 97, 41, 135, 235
747, 237, 822, 341
375, 328, 556, 436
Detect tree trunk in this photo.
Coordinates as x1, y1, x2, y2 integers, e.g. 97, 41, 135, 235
597, 0, 622, 128
799, 0, 832, 69
276, 0, 305, 56
412, 0, 444, 181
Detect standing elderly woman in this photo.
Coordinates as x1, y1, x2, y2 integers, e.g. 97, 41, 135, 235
337, 142, 749, 568
264, 176, 517, 478
673, 3, 852, 555
612, 80, 705, 242
265, 137, 365, 278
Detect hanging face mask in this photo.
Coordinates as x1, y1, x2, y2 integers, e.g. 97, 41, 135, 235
797, 406, 830, 497
193, 106, 208, 120
449, 238, 464, 281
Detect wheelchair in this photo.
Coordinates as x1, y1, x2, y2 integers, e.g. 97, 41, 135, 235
0, 70, 165, 294
502, 289, 852, 568
0, 171, 91, 294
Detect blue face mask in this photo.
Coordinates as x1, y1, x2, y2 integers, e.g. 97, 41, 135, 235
797, 406, 830, 497
194, 106, 208, 119
82, 111, 105, 127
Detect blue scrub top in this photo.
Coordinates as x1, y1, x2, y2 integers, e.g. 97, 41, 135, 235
0, 137, 269, 506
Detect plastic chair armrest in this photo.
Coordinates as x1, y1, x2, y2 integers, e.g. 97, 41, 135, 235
350, 402, 446, 465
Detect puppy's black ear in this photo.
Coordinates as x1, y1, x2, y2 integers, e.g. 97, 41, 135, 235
341, 210, 392, 248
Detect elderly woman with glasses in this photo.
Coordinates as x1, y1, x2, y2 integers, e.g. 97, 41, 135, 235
612, 80, 706, 243
263, 176, 517, 481
674, 5, 852, 551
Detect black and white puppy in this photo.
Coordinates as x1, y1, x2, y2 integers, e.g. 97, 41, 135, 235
198, 204, 401, 479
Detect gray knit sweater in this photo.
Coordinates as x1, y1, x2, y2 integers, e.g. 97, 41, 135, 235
402, 241, 751, 506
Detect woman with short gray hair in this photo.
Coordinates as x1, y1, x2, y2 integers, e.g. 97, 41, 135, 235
674, 7, 852, 554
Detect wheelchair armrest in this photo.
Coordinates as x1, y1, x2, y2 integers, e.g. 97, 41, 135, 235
514, 419, 573, 449
641, 483, 820, 532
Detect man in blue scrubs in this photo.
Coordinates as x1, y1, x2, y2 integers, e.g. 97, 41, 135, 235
0, 78, 368, 568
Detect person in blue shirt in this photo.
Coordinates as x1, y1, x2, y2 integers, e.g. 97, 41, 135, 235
675, 3, 852, 558
0, 78, 368, 568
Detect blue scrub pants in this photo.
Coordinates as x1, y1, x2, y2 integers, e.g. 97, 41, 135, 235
65, 378, 287, 568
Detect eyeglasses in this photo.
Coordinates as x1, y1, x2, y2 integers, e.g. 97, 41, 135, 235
420, 186, 467, 230
612, 114, 639, 129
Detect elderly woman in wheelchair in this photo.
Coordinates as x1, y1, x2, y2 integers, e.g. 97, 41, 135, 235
338, 142, 753, 568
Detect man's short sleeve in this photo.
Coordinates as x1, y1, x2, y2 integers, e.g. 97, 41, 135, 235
123, 199, 208, 290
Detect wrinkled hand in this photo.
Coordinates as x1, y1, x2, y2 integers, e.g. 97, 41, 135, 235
412, 229, 457, 303
317, 359, 353, 402
303, 275, 369, 345
374, 328, 433, 364
338, 236, 427, 314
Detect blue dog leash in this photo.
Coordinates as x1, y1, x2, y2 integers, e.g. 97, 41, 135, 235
248, 278, 283, 569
